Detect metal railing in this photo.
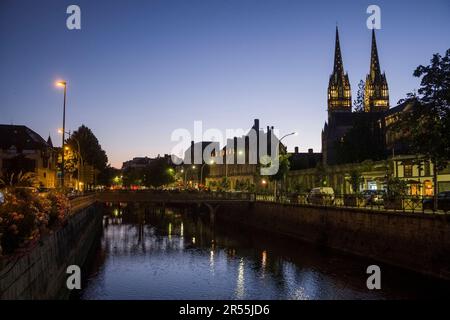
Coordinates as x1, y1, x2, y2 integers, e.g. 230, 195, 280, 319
256, 192, 449, 215
100, 190, 256, 202
96, 190, 448, 214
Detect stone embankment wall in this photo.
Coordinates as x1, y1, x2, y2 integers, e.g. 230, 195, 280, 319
217, 202, 450, 280
0, 199, 101, 300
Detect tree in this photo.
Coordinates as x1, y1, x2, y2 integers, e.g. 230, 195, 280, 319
353, 79, 365, 112
394, 49, 450, 209
122, 167, 144, 187
66, 125, 108, 185
143, 158, 175, 188
386, 177, 409, 200
97, 165, 121, 187
289, 181, 307, 194
267, 154, 291, 197
57, 148, 78, 179
314, 162, 328, 187
348, 170, 363, 194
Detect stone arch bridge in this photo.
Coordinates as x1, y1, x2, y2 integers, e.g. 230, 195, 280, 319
95, 191, 256, 222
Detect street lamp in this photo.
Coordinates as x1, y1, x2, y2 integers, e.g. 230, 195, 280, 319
279, 131, 297, 143
56, 81, 67, 188
184, 165, 197, 187
200, 160, 214, 187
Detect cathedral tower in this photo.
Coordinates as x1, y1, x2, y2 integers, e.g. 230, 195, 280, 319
327, 27, 352, 115
364, 29, 389, 112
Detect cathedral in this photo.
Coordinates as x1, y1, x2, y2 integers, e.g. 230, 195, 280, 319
322, 27, 390, 165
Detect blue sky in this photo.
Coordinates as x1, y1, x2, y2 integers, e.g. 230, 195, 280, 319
1, 0, 449, 167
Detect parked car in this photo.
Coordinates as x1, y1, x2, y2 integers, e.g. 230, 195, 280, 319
308, 187, 335, 205
423, 191, 450, 211
361, 190, 385, 205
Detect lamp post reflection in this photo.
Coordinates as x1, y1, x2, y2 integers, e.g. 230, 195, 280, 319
235, 258, 245, 299
261, 250, 267, 278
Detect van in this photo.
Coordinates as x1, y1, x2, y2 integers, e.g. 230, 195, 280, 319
308, 187, 335, 205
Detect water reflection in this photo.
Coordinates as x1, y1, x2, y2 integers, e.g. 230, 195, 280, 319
261, 250, 267, 277
235, 258, 245, 299
77, 203, 450, 300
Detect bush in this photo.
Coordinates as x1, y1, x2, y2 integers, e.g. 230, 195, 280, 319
386, 177, 409, 200
0, 187, 69, 255
46, 191, 70, 227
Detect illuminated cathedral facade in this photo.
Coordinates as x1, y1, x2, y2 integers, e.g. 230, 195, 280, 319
322, 27, 390, 165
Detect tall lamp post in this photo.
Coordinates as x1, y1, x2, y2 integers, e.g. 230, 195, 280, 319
56, 81, 67, 188
200, 160, 214, 187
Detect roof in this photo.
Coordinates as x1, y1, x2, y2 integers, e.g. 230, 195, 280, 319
384, 99, 419, 117
0, 124, 50, 152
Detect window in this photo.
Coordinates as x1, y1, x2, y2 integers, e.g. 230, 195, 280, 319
424, 180, 433, 196
404, 164, 413, 177
424, 161, 431, 177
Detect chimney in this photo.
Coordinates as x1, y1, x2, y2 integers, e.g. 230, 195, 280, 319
295, 146, 299, 154
308, 148, 313, 154
234, 137, 238, 164
254, 119, 259, 131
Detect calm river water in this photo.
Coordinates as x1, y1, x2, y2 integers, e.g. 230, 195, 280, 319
76, 204, 450, 300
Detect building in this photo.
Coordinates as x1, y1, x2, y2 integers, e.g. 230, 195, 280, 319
287, 160, 389, 194
122, 157, 153, 170
382, 99, 418, 157
288, 147, 322, 171
0, 124, 57, 188
327, 27, 352, 113
122, 154, 175, 170
291, 27, 449, 196
183, 141, 218, 186
391, 155, 450, 196
364, 30, 390, 113
322, 27, 389, 166
206, 119, 284, 190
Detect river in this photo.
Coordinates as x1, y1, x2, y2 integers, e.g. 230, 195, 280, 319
75, 203, 450, 300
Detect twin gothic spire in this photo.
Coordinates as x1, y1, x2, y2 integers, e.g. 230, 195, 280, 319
328, 27, 389, 114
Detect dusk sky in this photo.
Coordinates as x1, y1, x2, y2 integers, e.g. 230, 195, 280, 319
1, 0, 449, 168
